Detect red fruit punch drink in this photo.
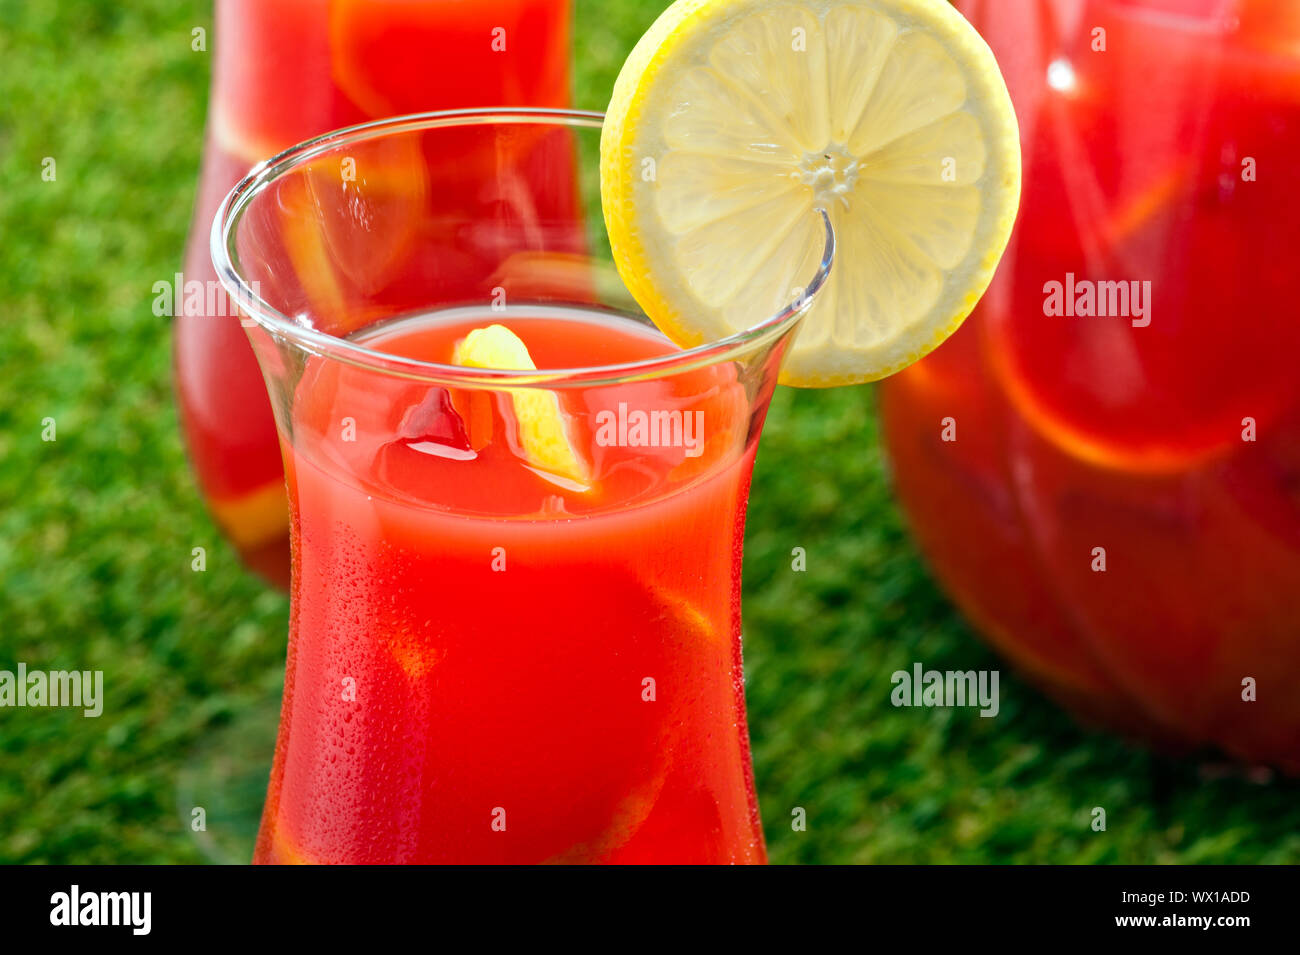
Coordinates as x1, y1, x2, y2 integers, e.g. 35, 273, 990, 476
255, 309, 766, 864
878, 0, 1300, 764
214, 114, 826, 863
177, 0, 573, 587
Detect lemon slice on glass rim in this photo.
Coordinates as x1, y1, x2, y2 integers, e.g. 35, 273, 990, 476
600, 0, 1021, 387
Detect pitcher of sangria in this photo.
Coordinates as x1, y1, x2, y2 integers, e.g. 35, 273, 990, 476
879, 0, 1300, 769
176, 0, 573, 587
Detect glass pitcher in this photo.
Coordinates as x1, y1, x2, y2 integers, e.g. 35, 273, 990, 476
879, 0, 1300, 769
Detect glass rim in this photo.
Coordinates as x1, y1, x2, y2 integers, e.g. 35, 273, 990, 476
211, 107, 835, 389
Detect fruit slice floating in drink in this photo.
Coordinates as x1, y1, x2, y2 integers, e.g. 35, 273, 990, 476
451, 324, 593, 490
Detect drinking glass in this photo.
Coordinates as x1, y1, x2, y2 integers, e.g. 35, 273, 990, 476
212, 109, 833, 863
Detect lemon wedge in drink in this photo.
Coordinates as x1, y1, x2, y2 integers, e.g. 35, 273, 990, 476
452, 324, 592, 491
600, 0, 1021, 387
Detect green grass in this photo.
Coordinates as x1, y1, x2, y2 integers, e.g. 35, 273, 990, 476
1, 0, 1297, 864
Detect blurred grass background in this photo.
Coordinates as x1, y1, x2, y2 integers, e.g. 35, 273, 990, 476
1, 0, 1298, 864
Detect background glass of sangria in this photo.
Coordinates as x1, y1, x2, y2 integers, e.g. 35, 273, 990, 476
879, 0, 1300, 769
176, 0, 574, 588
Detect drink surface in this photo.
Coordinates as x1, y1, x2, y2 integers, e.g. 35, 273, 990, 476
255, 307, 768, 863
879, 0, 1300, 763
176, 0, 574, 586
